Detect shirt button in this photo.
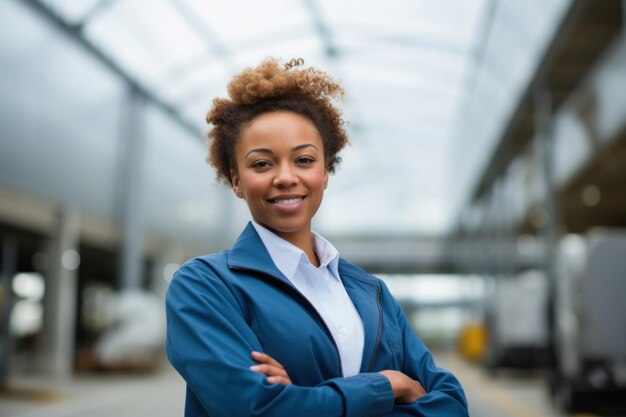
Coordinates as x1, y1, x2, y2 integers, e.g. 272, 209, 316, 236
340, 327, 348, 336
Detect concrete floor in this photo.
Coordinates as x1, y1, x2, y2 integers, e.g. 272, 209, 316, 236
0, 352, 621, 417
437, 352, 567, 417
0, 363, 185, 417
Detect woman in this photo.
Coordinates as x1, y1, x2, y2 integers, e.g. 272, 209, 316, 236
166, 58, 468, 417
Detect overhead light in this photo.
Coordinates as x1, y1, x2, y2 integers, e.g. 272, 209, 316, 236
61, 249, 81, 270
12, 272, 45, 300
10, 300, 44, 337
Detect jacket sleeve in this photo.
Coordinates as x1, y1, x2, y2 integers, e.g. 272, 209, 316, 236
381, 282, 470, 417
166, 259, 394, 417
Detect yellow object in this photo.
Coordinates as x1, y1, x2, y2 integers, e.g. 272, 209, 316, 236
458, 322, 487, 361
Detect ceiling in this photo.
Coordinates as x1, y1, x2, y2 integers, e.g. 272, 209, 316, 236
0, 0, 584, 257
31, 0, 491, 236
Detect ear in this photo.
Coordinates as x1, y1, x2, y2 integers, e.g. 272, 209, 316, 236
230, 169, 243, 198
323, 168, 329, 190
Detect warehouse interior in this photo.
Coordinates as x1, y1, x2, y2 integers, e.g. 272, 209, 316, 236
1, 0, 626, 416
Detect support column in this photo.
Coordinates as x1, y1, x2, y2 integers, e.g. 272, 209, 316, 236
623, 0, 626, 39
38, 207, 80, 378
0, 234, 17, 387
118, 87, 146, 289
534, 86, 558, 369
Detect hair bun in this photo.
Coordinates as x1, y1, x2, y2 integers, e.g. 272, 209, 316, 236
226, 57, 344, 105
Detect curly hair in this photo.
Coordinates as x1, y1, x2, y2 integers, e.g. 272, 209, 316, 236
206, 58, 349, 185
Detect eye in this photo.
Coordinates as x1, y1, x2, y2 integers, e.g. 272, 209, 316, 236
251, 160, 272, 169
296, 156, 315, 165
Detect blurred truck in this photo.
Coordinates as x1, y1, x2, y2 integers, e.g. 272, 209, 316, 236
553, 231, 626, 413
486, 270, 550, 370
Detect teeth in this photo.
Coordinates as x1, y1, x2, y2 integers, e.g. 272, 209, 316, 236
275, 197, 303, 205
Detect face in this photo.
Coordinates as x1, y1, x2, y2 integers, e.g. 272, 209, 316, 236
231, 111, 329, 242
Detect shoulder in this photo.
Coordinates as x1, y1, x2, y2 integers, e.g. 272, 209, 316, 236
338, 258, 401, 309
166, 250, 245, 311
192, 250, 231, 270
167, 250, 232, 293
338, 258, 383, 287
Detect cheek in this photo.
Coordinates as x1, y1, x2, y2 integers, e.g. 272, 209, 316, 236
308, 172, 327, 195
241, 175, 268, 198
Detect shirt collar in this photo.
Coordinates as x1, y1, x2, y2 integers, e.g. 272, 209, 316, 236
251, 220, 340, 281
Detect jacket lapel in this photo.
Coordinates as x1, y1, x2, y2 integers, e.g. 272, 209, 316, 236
338, 260, 382, 373
227, 222, 292, 286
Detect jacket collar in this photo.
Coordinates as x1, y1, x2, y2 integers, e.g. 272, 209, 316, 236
227, 222, 292, 286
228, 222, 379, 287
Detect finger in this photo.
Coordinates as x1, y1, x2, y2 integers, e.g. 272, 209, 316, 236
414, 380, 426, 399
251, 351, 285, 369
251, 351, 280, 366
250, 364, 286, 376
267, 376, 292, 385
250, 364, 289, 378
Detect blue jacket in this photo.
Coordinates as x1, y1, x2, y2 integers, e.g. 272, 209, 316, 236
166, 223, 468, 416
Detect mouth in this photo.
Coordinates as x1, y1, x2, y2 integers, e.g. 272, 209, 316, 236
267, 195, 306, 211
270, 197, 304, 205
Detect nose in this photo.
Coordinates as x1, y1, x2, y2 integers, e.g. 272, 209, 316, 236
273, 163, 298, 188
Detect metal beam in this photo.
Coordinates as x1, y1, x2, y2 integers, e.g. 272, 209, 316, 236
300, 0, 367, 145
623, 0, 626, 36
0, 234, 17, 387
467, 0, 591, 203
117, 87, 147, 289
302, 0, 338, 58
167, 0, 238, 80
77, 0, 117, 27
21, 0, 202, 140
398, 299, 478, 311
534, 85, 558, 372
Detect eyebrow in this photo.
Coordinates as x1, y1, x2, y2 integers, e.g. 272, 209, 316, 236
244, 144, 319, 159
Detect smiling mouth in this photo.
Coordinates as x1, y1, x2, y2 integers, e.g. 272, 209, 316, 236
270, 197, 305, 205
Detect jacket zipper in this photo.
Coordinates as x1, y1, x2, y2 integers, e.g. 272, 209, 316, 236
366, 284, 382, 372
230, 265, 344, 376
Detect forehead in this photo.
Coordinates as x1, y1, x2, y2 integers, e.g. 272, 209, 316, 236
238, 111, 322, 149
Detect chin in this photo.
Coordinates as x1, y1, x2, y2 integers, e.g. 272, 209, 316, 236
272, 224, 307, 234
262, 220, 308, 235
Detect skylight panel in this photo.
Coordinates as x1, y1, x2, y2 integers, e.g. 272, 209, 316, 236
84, 0, 206, 88
84, 9, 155, 85
320, 0, 487, 51
38, 0, 104, 24
177, 0, 312, 47
180, 91, 230, 131
157, 62, 228, 105
339, 45, 470, 90
347, 69, 464, 100
406, 0, 488, 49
232, 35, 326, 72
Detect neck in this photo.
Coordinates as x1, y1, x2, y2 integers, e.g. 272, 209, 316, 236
274, 227, 320, 268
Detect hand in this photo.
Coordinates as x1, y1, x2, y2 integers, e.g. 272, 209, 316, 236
250, 351, 292, 385
378, 370, 426, 403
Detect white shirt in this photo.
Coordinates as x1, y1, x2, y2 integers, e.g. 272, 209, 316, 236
251, 221, 365, 377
